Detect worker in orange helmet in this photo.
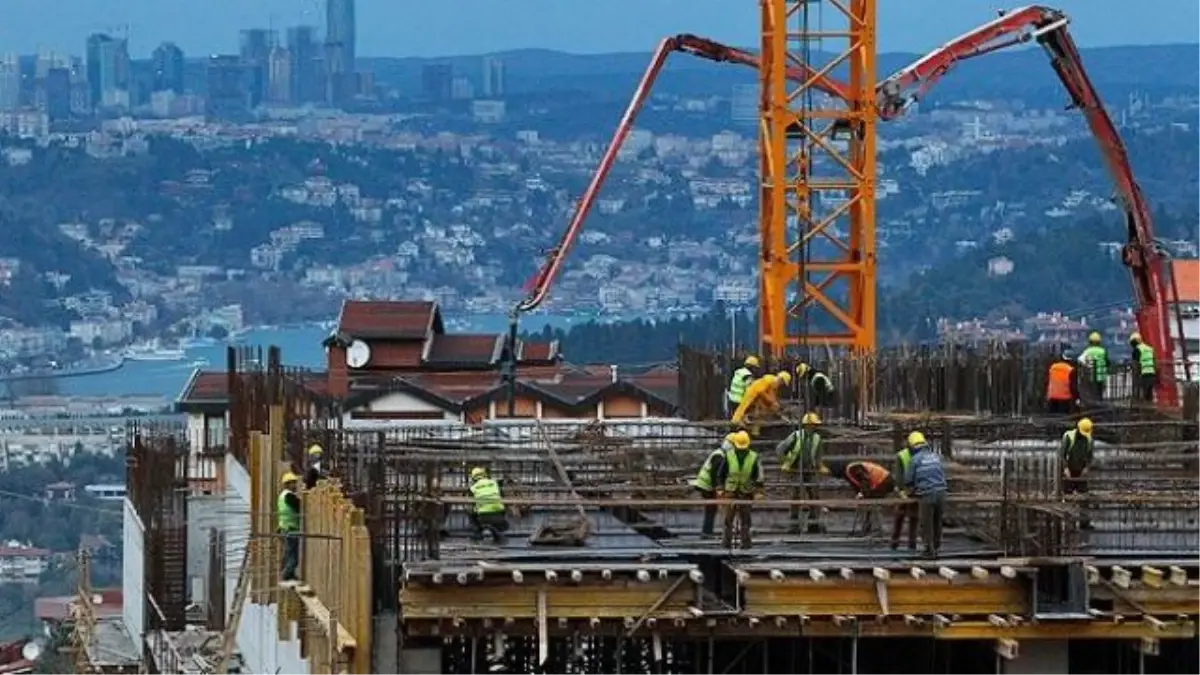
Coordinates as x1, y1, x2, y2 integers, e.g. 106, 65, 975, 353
730, 370, 792, 435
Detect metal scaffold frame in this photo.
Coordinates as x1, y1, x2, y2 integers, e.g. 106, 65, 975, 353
760, 0, 877, 355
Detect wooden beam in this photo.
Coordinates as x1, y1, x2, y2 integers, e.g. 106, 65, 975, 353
995, 638, 1019, 660
1112, 566, 1132, 589
1141, 566, 1164, 589
292, 584, 357, 655
1169, 566, 1188, 586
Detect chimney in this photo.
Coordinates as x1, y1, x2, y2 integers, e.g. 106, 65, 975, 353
610, 364, 619, 383
328, 345, 349, 398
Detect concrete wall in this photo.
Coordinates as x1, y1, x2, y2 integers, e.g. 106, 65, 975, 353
1003, 639, 1068, 674
186, 494, 224, 605
225, 454, 310, 675
121, 499, 145, 639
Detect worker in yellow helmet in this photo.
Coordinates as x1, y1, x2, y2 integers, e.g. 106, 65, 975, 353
890, 431, 923, 552
712, 429, 763, 549
1061, 418, 1095, 529
304, 443, 324, 490
776, 412, 828, 533
467, 467, 509, 543
726, 356, 761, 415
692, 431, 750, 538
1077, 331, 1109, 402
796, 363, 836, 409
730, 371, 791, 434
1129, 332, 1157, 403
278, 472, 302, 582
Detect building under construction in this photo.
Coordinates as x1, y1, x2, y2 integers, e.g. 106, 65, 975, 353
68, 337, 1200, 674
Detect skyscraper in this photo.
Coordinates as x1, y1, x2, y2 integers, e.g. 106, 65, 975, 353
267, 46, 292, 105
325, 0, 356, 73
206, 55, 248, 119
421, 64, 453, 103
240, 29, 276, 108
481, 56, 506, 98
89, 36, 130, 109
151, 42, 185, 93
0, 54, 20, 111
286, 26, 320, 104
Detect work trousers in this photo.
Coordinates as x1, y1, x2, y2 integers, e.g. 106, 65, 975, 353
281, 531, 300, 581
470, 512, 510, 538
789, 469, 822, 532
811, 387, 834, 409
1064, 470, 1090, 529
722, 498, 753, 549
918, 493, 946, 558
891, 502, 918, 550
1046, 398, 1073, 415
696, 487, 718, 536
1138, 373, 1156, 402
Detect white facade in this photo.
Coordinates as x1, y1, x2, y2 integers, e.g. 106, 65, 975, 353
186, 411, 228, 451
1171, 302, 1199, 382
341, 390, 461, 429
121, 500, 145, 637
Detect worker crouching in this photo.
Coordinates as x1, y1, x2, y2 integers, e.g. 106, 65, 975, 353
827, 459, 894, 536
777, 412, 827, 533
278, 472, 302, 582
713, 432, 763, 549
796, 363, 835, 409
468, 467, 510, 544
692, 432, 749, 538
730, 371, 791, 436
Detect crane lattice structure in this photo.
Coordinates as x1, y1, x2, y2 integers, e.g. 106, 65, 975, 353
759, 0, 877, 356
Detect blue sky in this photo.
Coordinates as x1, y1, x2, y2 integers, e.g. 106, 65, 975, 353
0, 0, 1196, 58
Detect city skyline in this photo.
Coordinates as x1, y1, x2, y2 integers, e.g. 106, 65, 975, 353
0, 0, 1194, 61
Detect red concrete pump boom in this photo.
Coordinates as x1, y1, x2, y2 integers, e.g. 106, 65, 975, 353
510, 5, 1180, 405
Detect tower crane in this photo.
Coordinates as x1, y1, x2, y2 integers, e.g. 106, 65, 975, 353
502, 4, 1184, 410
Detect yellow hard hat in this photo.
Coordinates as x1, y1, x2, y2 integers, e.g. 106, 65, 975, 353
1077, 418, 1093, 436
777, 370, 792, 385
801, 412, 821, 426
731, 431, 751, 450
1088, 331, 1102, 344
307, 443, 323, 456
907, 431, 927, 448
744, 355, 760, 368
1129, 332, 1142, 343
796, 363, 810, 377
281, 472, 299, 485
469, 467, 488, 480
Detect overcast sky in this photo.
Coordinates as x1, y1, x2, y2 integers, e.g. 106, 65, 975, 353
0, 0, 1196, 58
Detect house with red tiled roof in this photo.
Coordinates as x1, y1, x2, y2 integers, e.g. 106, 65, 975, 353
1169, 259, 1199, 380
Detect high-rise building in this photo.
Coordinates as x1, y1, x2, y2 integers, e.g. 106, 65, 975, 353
481, 56, 506, 98
41, 67, 71, 121
267, 46, 292, 105
86, 34, 130, 110
421, 64, 453, 103
286, 26, 320, 104
0, 54, 19, 111
151, 42, 185, 93
325, 0, 356, 74
240, 29, 275, 108
206, 55, 248, 119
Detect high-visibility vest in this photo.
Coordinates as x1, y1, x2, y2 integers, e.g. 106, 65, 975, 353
1079, 345, 1108, 381
812, 372, 832, 391
1061, 430, 1093, 461
782, 430, 822, 472
1135, 343, 1156, 375
728, 368, 752, 403
1046, 362, 1074, 401
470, 478, 506, 514
692, 449, 724, 491
847, 461, 890, 492
723, 449, 759, 493
277, 490, 300, 533
896, 448, 912, 476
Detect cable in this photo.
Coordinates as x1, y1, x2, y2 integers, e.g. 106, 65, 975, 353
0, 488, 122, 517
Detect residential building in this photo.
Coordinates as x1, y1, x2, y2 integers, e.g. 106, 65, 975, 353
1170, 259, 1199, 381
0, 543, 50, 584
481, 56, 505, 97
35, 589, 122, 638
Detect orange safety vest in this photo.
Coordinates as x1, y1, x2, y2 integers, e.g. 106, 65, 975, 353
1046, 362, 1074, 401
847, 461, 890, 492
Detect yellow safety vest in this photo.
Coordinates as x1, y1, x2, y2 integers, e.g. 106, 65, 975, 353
723, 449, 759, 493
692, 449, 724, 491
782, 430, 821, 472
277, 490, 300, 533
470, 478, 505, 514
728, 367, 752, 403
1136, 343, 1156, 375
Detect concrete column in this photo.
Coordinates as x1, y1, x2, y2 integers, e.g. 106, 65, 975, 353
399, 646, 443, 674
1003, 640, 1068, 674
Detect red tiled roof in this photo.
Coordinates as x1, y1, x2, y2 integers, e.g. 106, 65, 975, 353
35, 589, 122, 622
1171, 260, 1198, 303
177, 369, 328, 405
518, 340, 560, 363
336, 300, 442, 339
425, 334, 502, 364
412, 372, 503, 403
0, 545, 50, 557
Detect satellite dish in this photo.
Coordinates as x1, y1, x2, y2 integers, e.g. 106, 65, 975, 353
346, 340, 371, 369
22, 640, 43, 662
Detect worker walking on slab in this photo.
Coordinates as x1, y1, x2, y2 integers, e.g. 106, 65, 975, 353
692, 431, 747, 538
1077, 331, 1110, 403
468, 467, 510, 543
796, 363, 835, 410
777, 412, 828, 534
726, 355, 760, 415
731, 371, 791, 435
1061, 418, 1095, 529
901, 431, 948, 559
890, 438, 919, 552
278, 472, 302, 582
304, 443, 325, 490
1045, 350, 1079, 415
714, 431, 763, 549
827, 459, 894, 536
1129, 332, 1157, 402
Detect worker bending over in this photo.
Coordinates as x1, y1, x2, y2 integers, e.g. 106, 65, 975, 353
1077, 331, 1110, 402
278, 472, 302, 582
1045, 350, 1078, 415
692, 431, 749, 538
468, 467, 509, 543
713, 433, 764, 549
890, 437, 918, 552
902, 432, 948, 559
827, 459, 893, 535
1061, 418, 1095, 529
726, 356, 760, 415
1129, 332, 1157, 402
304, 443, 325, 490
777, 412, 826, 533
731, 371, 792, 434
796, 363, 835, 409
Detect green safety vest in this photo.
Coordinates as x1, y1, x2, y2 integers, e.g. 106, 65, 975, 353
470, 478, 506, 514
812, 372, 832, 390
783, 430, 822, 472
277, 489, 300, 533
723, 448, 759, 493
1079, 345, 1108, 381
1136, 343, 1156, 375
728, 368, 753, 403
693, 449, 724, 491
896, 448, 912, 477
1062, 430, 1093, 459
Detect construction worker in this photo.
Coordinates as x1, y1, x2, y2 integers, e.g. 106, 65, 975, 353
713, 431, 764, 549
304, 443, 325, 490
1129, 332, 1157, 402
278, 472, 302, 582
902, 431, 948, 559
692, 432, 747, 538
1045, 350, 1079, 415
891, 435, 918, 552
826, 459, 894, 535
467, 467, 509, 542
726, 356, 760, 414
731, 371, 792, 434
796, 363, 835, 409
777, 412, 826, 533
1077, 331, 1110, 402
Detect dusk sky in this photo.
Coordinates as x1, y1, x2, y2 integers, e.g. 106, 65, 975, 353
0, 0, 1196, 58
